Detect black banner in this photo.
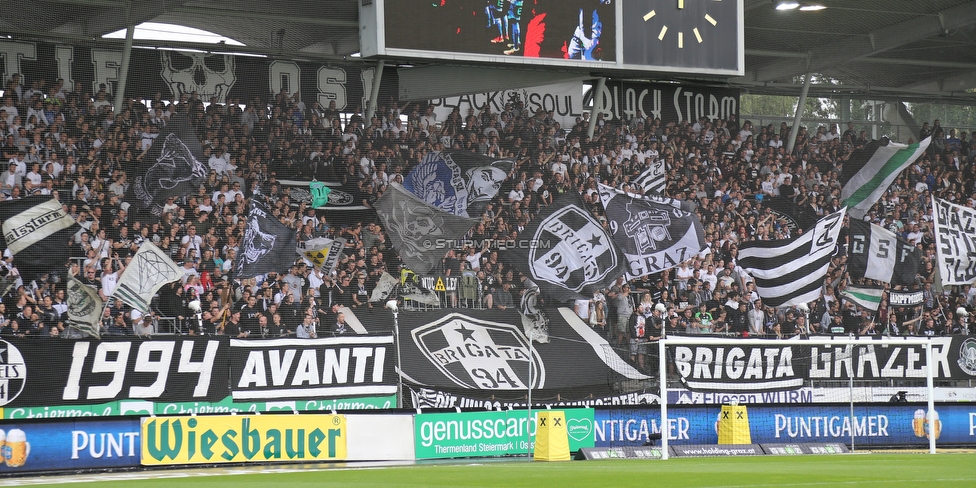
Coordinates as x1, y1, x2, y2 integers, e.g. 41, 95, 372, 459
0, 39, 396, 109
760, 196, 818, 233
672, 337, 976, 392
397, 308, 650, 405
584, 81, 739, 126
228, 336, 397, 402
1, 337, 227, 407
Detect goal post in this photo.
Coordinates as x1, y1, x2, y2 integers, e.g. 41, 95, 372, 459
658, 336, 938, 459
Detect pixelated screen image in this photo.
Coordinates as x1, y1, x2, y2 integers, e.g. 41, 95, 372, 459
384, 0, 616, 63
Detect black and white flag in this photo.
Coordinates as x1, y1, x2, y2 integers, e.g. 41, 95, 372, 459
66, 276, 102, 338
760, 196, 818, 233
737, 209, 845, 307
236, 201, 298, 278
369, 272, 401, 303
631, 160, 667, 196
931, 196, 976, 285
847, 219, 920, 286
599, 184, 706, 279
114, 242, 184, 313
125, 114, 207, 219
399, 308, 647, 400
374, 183, 478, 275
519, 279, 550, 343
297, 237, 346, 274
0, 195, 79, 281
509, 191, 624, 300
402, 150, 513, 218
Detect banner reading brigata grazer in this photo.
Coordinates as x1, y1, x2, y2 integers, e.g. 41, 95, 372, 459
398, 308, 648, 407
0, 337, 227, 408
671, 337, 976, 392
141, 414, 346, 465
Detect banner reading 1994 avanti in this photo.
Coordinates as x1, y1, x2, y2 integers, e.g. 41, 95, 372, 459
141, 414, 346, 465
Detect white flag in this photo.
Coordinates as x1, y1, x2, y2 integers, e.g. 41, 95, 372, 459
67, 276, 103, 338
114, 242, 184, 312
298, 237, 347, 274
932, 196, 976, 285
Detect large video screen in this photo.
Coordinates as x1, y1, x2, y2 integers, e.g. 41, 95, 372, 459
383, 0, 616, 63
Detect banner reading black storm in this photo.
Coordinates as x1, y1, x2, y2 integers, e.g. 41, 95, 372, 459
0, 39, 396, 109
396, 308, 650, 407
584, 81, 739, 126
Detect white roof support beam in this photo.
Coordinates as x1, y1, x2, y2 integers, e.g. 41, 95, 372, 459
750, 2, 976, 83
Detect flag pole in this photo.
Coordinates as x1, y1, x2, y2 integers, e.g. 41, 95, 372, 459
526, 328, 533, 460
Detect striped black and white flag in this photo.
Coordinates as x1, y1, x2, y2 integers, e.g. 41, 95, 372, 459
737, 209, 846, 307
632, 159, 667, 195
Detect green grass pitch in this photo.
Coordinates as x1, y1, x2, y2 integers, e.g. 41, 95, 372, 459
22, 453, 976, 487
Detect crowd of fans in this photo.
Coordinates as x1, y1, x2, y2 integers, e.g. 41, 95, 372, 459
0, 72, 974, 353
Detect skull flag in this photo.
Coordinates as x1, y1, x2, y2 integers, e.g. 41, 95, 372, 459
509, 191, 624, 301
598, 184, 706, 280
402, 150, 513, 218
236, 201, 298, 278
124, 114, 208, 220
375, 183, 478, 275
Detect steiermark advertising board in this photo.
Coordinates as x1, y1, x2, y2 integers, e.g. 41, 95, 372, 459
414, 409, 594, 459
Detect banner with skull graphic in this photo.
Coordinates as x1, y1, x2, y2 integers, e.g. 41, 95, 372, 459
402, 150, 514, 218
124, 114, 207, 220
374, 183, 478, 275
598, 184, 706, 280
0, 40, 397, 111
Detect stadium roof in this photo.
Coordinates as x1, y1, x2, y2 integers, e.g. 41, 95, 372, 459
3, 0, 976, 103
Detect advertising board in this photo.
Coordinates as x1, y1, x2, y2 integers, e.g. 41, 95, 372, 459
0, 419, 139, 473
414, 408, 594, 459
141, 414, 347, 465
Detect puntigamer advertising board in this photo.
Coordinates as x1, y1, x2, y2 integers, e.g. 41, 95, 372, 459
414, 409, 595, 459
0, 418, 140, 472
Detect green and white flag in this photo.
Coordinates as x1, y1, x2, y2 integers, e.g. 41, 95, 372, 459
840, 137, 930, 219
841, 284, 884, 312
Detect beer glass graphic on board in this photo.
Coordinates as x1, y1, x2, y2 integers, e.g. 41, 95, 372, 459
2, 428, 30, 468
912, 409, 942, 440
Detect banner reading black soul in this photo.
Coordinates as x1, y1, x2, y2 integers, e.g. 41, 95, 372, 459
397, 308, 650, 406
228, 336, 397, 402
0, 39, 396, 109
0, 337, 227, 407
672, 337, 976, 392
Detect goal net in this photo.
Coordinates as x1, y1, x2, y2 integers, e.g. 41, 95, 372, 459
651, 336, 938, 457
